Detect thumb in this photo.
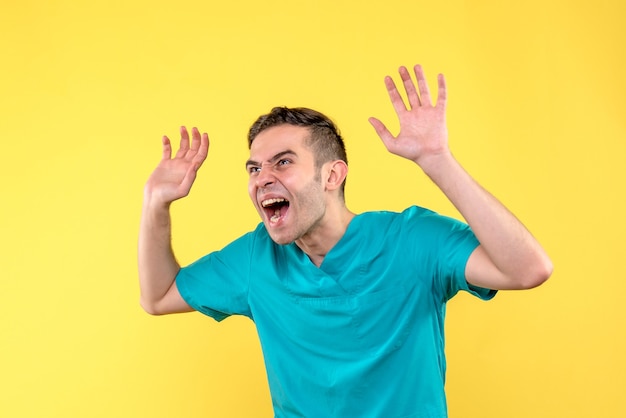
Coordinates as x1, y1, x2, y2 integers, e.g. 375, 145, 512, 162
177, 162, 201, 198
368, 117, 395, 149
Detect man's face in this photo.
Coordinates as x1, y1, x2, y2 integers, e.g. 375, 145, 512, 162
246, 124, 326, 245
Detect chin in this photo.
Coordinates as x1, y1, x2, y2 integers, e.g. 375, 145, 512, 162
268, 235, 295, 246
264, 225, 295, 246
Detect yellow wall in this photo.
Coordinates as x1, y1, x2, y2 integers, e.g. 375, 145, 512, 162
1, 0, 624, 416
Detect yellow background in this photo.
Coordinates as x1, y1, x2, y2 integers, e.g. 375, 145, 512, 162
1, 0, 624, 417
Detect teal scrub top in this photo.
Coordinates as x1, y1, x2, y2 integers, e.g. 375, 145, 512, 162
176, 206, 496, 417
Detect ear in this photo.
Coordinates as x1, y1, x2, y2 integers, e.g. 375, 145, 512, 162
322, 160, 348, 192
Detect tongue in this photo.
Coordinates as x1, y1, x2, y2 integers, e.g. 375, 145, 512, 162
270, 209, 281, 222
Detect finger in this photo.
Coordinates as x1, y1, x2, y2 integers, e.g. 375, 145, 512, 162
436, 73, 447, 110
384, 76, 408, 115
368, 117, 396, 149
177, 163, 199, 199
188, 127, 202, 159
196, 132, 210, 162
413, 65, 432, 106
161, 135, 172, 160
191, 132, 209, 166
399, 66, 421, 108
175, 126, 190, 158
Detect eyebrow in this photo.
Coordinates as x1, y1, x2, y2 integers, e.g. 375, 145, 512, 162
245, 150, 297, 169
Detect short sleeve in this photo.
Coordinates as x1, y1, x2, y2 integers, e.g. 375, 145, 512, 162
403, 206, 496, 302
176, 231, 255, 321
438, 217, 496, 301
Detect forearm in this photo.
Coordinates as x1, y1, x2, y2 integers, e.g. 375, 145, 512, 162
370, 64, 551, 288
418, 152, 553, 289
137, 197, 181, 313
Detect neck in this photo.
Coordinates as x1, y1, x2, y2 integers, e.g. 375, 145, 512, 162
295, 205, 355, 267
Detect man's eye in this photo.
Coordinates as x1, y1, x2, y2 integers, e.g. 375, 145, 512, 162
278, 159, 291, 166
248, 166, 261, 174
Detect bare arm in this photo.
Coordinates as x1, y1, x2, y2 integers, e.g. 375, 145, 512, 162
138, 126, 209, 314
369, 65, 552, 290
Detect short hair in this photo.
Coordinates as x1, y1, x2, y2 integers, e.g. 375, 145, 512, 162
248, 107, 348, 195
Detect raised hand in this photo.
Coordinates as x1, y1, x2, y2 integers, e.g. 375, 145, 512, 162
369, 65, 448, 166
144, 126, 209, 206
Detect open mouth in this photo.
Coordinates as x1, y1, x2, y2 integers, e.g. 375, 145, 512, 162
261, 198, 290, 224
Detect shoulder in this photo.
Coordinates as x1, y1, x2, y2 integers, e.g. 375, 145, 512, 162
355, 205, 446, 231
225, 222, 271, 248
354, 206, 474, 249
222, 222, 295, 264
358, 205, 438, 220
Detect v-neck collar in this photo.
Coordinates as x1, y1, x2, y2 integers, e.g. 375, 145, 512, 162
288, 212, 366, 273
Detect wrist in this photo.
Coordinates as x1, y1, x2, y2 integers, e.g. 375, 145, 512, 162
142, 190, 172, 223
143, 182, 173, 208
414, 150, 455, 177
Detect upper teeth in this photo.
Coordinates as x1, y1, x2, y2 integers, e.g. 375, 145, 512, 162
261, 198, 286, 207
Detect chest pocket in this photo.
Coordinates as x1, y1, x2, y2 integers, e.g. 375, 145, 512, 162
291, 284, 415, 359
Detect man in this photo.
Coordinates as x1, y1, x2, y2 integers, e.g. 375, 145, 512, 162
138, 64, 552, 417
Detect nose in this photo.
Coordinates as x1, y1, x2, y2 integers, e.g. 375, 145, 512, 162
255, 166, 275, 188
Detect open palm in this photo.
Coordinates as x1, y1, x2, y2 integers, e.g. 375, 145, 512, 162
145, 126, 209, 205
369, 65, 449, 165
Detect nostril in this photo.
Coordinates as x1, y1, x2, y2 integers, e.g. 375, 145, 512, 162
256, 178, 273, 188
256, 172, 274, 187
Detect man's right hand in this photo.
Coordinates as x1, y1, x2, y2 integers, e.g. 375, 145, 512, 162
138, 126, 208, 316
144, 126, 209, 206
